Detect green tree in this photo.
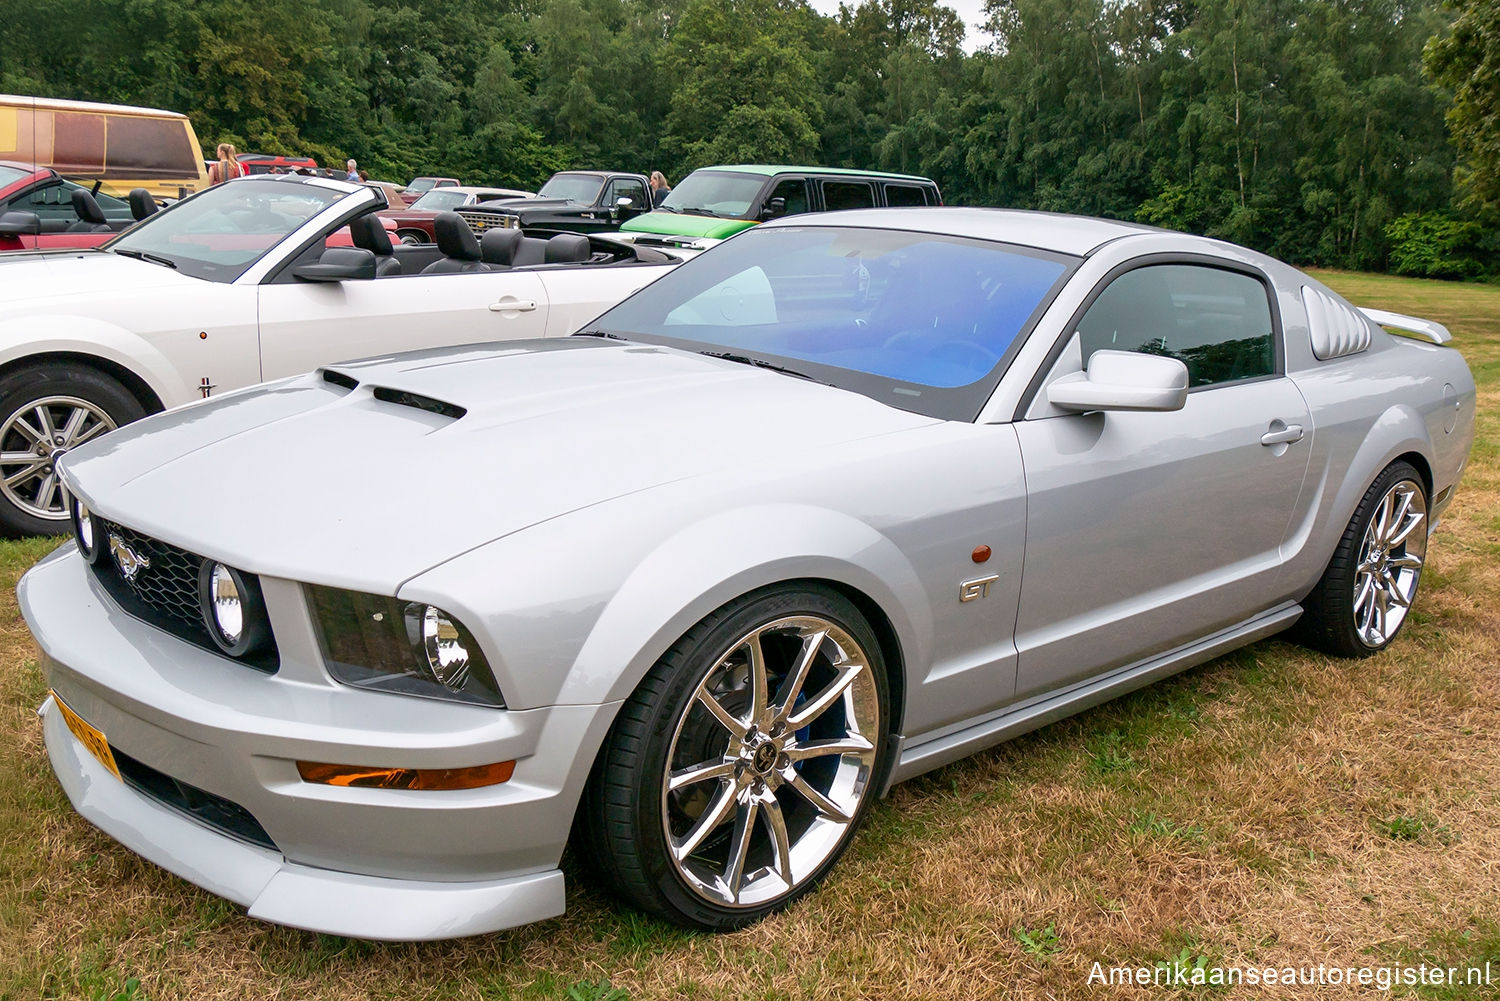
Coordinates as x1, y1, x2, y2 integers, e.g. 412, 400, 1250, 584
1425, 0, 1500, 216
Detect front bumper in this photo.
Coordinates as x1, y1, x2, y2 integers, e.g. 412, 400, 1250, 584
21, 545, 620, 940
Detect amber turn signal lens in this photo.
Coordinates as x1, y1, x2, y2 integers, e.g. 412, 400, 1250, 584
296, 759, 515, 790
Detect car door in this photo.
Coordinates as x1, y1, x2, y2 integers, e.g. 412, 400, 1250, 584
255, 267, 550, 382
1012, 261, 1312, 700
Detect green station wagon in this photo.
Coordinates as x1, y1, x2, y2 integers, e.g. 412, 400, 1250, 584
619, 164, 941, 240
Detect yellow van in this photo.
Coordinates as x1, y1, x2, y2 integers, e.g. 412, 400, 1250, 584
0, 94, 209, 199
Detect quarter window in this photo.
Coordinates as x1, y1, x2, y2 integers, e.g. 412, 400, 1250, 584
822, 180, 876, 212
884, 183, 929, 207
1075, 264, 1276, 388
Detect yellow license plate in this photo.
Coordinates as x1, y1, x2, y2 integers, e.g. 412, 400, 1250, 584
51, 691, 121, 781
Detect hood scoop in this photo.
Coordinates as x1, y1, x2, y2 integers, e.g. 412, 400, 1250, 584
371, 386, 466, 421
321, 369, 359, 392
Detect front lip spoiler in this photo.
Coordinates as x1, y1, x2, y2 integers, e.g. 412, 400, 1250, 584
40, 696, 566, 941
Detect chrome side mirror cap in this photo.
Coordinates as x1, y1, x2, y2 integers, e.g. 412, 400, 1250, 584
1046, 349, 1189, 413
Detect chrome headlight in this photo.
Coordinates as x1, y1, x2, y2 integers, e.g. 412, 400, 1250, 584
308, 586, 505, 707
70, 496, 102, 564
198, 562, 273, 657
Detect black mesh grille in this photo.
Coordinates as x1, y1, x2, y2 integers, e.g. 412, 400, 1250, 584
100, 521, 204, 629
87, 520, 279, 672
112, 747, 279, 851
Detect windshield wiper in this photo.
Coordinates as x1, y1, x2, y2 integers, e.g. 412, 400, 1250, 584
113, 248, 178, 269
698, 350, 825, 384
675, 206, 723, 218
574, 328, 631, 341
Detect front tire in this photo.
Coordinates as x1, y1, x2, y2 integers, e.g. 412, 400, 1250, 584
579, 583, 890, 930
1295, 460, 1428, 657
0, 364, 144, 537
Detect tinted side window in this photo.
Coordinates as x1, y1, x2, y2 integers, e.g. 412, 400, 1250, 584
1076, 264, 1276, 388
611, 179, 647, 208
822, 180, 876, 212
767, 178, 809, 216
884, 183, 928, 207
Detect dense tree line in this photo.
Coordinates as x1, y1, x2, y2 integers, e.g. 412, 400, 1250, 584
0, 0, 1494, 274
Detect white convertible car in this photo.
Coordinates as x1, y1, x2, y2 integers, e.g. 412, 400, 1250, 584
0, 175, 689, 535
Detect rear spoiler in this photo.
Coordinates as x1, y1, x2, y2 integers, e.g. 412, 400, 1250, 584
1360, 308, 1452, 345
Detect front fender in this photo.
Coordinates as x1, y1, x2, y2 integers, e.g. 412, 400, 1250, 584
560, 503, 931, 709
0, 315, 190, 408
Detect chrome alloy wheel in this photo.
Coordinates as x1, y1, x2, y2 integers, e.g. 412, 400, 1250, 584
0, 396, 116, 521
661, 615, 880, 908
1353, 478, 1427, 648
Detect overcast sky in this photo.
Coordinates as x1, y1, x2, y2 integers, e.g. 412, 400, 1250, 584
804, 0, 997, 53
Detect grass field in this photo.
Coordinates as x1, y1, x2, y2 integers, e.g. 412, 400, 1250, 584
2, 270, 1497, 1000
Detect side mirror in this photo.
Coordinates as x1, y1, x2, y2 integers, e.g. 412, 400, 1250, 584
616, 196, 635, 208
0, 211, 41, 236
1046, 349, 1189, 413
759, 197, 787, 220
293, 247, 377, 282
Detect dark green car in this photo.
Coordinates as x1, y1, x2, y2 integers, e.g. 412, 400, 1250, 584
619, 165, 941, 240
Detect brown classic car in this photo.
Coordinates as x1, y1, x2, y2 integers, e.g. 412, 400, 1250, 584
378, 184, 534, 244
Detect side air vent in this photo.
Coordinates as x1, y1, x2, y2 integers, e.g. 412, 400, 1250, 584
372, 386, 467, 421
1303, 285, 1372, 361
322, 369, 359, 391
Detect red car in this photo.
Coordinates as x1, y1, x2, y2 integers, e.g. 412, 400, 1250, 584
0, 166, 398, 251
0, 160, 142, 250
379, 184, 533, 243
399, 176, 461, 206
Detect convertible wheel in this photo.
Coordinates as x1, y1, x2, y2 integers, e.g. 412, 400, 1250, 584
579, 584, 890, 929
1295, 461, 1428, 658
0, 365, 144, 537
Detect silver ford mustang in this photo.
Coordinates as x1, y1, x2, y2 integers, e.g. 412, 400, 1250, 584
21, 208, 1475, 940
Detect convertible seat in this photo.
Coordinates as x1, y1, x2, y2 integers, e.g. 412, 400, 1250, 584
480, 228, 523, 268
66, 189, 112, 232
128, 189, 159, 221
544, 233, 592, 264
421, 213, 493, 274
348, 214, 402, 276
511, 235, 549, 267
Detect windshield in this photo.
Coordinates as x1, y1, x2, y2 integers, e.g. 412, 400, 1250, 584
589, 226, 1076, 420
107, 178, 347, 282
0, 164, 32, 189
406, 178, 437, 194
538, 173, 604, 203
659, 171, 766, 219
410, 189, 468, 211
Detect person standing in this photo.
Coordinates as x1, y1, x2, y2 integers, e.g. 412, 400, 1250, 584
207, 143, 244, 185
345, 159, 359, 182
649, 170, 672, 207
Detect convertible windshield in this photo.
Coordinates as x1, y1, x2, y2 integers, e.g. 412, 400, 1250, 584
658, 171, 766, 219
106, 178, 346, 282
0, 164, 31, 188
538, 173, 604, 203
590, 226, 1076, 420
409, 189, 468, 211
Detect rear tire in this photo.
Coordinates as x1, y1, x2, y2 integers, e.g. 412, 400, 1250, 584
397, 230, 426, 246
1294, 461, 1428, 658
578, 583, 890, 930
0, 364, 144, 537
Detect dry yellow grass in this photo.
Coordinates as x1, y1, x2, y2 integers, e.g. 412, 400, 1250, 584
1, 270, 1497, 1000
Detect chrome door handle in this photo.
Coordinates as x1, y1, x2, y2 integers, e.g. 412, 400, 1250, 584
489, 298, 538, 313
1261, 423, 1304, 446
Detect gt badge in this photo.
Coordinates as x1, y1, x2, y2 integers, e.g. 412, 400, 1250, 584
959, 574, 1000, 603
108, 533, 151, 581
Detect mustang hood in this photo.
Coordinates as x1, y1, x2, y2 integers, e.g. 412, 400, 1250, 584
0, 249, 188, 306
62, 338, 935, 589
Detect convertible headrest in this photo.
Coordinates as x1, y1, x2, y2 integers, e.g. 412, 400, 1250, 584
545, 233, 592, 264
480, 228, 523, 266
71, 188, 108, 225
348, 213, 394, 256
432, 212, 481, 261
127, 189, 159, 221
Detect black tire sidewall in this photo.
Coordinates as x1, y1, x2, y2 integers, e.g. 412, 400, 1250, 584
592, 583, 891, 930
0, 364, 144, 537
1299, 460, 1426, 658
